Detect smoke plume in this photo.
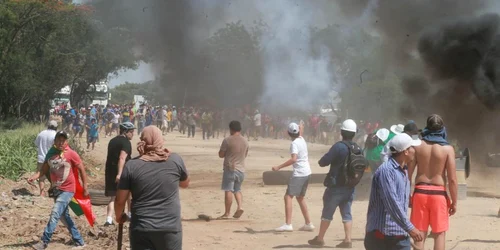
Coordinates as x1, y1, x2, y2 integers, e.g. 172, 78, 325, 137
255, 0, 333, 112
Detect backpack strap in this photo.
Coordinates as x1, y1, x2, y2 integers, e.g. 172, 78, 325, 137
339, 141, 353, 153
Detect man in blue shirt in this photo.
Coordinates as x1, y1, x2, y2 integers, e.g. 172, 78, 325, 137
308, 119, 358, 248
365, 133, 424, 250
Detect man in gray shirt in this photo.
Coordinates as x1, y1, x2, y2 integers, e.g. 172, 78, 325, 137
115, 126, 189, 250
218, 120, 249, 219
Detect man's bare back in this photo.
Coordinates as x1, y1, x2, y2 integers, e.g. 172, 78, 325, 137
413, 140, 456, 186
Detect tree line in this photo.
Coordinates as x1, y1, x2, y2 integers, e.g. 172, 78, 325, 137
0, 0, 136, 123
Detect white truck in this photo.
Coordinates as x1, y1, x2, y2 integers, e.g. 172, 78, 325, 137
50, 81, 110, 108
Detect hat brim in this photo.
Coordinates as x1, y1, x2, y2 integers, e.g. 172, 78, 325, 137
390, 125, 403, 134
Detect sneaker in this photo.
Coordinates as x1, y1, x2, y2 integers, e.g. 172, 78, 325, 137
275, 224, 293, 232
32, 242, 47, 250
298, 223, 315, 232
103, 221, 114, 226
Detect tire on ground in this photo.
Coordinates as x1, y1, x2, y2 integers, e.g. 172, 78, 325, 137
262, 171, 327, 185
89, 189, 109, 206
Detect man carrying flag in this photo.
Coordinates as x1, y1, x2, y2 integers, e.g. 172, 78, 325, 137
28, 131, 91, 250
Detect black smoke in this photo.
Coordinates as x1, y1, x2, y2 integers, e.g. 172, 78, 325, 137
418, 13, 500, 110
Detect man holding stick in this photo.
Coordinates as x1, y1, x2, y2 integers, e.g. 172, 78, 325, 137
115, 126, 189, 250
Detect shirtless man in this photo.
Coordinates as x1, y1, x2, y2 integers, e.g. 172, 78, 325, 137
408, 114, 457, 250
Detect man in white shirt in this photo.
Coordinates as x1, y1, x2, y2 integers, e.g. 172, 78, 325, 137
34, 120, 58, 196
253, 110, 262, 140
272, 123, 314, 232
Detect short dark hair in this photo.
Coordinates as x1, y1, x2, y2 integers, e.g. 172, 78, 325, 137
341, 130, 355, 140
288, 132, 300, 139
426, 114, 444, 131
229, 120, 241, 132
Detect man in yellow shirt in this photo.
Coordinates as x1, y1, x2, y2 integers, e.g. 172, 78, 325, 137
166, 108, 173, 132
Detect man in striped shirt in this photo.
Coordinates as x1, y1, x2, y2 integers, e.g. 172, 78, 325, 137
365, 133, 424, 250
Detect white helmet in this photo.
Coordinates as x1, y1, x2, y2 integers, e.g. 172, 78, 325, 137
341, 119, 357, 133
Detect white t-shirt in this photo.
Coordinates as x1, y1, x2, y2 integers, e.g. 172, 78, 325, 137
35, 129, 57, 163
112, 113, 120, 124
289, 137, 311, 177
254, 113, 261, 126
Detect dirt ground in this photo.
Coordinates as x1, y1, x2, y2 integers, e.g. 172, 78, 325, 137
1, 129, 500, 250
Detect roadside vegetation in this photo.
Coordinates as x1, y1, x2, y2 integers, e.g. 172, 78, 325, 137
0, 122, 86, 181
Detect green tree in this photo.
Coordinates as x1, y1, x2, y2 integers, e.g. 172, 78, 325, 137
0, 0, 137, 121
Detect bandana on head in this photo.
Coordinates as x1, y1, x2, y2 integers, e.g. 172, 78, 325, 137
137, 126, 170, 162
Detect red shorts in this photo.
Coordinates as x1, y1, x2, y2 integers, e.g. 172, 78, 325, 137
410, 184, 450, 233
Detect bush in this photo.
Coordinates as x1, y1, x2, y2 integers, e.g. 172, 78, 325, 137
0, 124, 40, 180
0, 123, 86, 180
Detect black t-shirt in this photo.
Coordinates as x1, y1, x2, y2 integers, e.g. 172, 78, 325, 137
118, 153, 188, 232
106, 135, 132, 167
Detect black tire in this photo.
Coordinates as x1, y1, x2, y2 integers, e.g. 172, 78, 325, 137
262, 171, 293, 185
89, 189, 110, 206
262, 171, 328, 185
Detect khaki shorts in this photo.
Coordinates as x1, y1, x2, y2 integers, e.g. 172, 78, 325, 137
37, 162, 46, 181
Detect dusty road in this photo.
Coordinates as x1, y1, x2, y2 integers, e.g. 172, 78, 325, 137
1, 130, 500, 250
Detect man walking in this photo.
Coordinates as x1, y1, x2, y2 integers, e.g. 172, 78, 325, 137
104, 122, 135, 225
187, 110, 196, 138
409, 114, 457, 250
218, 121, 249, 219
309, 119, 358, 248
365, 133, 424, 250
115, 126, 189, 250
34, 120, 58, 196
28, 131, 89, 249
273, 122, 314, 232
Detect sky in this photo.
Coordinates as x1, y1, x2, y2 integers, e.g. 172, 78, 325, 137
107, 62, 155, 87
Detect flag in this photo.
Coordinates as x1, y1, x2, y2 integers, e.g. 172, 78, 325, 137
70, 165, 96, 227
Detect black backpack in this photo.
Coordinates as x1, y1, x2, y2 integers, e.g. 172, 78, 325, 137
340, 141, 369, 187
324, 141, 369, 188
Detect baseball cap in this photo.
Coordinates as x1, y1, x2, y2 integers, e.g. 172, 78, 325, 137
55, 131, 69, 139
48, 120, 58, 128
387, 133, 421, 154
288, 122, 300, 134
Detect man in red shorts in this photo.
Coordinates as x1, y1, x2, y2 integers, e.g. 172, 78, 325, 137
408, 114, 458, 250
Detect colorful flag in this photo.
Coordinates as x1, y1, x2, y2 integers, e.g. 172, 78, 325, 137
70, 165, 96, 227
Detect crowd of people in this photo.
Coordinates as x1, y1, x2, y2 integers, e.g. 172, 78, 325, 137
51, 102, 383, 149
35, 103, 457, 250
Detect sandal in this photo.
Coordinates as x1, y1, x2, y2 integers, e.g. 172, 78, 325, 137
335, 241, 352, 248
308, 236, 325, 247
233, 209, 244, 219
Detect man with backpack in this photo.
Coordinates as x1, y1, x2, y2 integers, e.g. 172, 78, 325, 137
308, 119, 368, 248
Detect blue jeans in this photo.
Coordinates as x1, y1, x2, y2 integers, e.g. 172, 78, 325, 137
41, 191, 84, 246
364, 231, 411, 250
321, 186, 355, 222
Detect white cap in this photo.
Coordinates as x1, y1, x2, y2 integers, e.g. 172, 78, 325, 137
341, 119, 357, 132
375, 128, 390, 141
390, 124, 405, 134
288, 122, 300, 134
387, 133, 421, 154
48, 120, 58, 128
